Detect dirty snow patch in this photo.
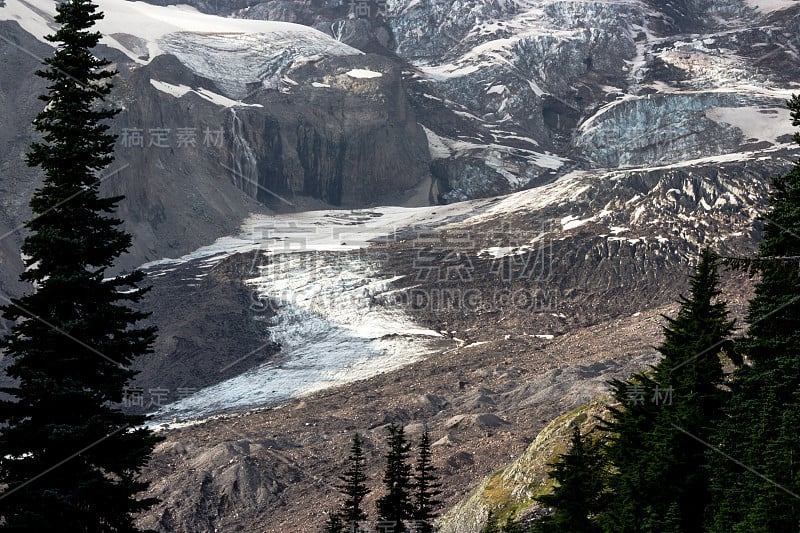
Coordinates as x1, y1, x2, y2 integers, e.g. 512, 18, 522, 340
744, 0, 798, 12
705, 106, 794, 144
421, 125, 452, 159
561, 215, 589, 231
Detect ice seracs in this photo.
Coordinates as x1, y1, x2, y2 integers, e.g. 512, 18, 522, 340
1, 0, 361, 98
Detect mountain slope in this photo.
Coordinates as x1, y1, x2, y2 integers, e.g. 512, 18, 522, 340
2, 0, 800, 531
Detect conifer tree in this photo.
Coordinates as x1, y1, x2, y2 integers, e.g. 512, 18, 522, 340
376, 423, 414, 532
412, 427, 441, 533
599, 248, 733, 532
706, 95, 800, 531
595, 372, 660, 532
532, 426, 605, 533
647, 247, 733, 531
323, 510, 344, 533
337, 433, 370, 528
0, 0, 160, 530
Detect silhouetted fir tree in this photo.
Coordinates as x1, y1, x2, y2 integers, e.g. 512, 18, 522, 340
531, 426, 605, 533
376, 423, 414, 532
337, 433, 370, 528
0, 0, 161, 530
323, 510, 344, 533
412, 427, 442, 533
646, 247, 733, 531
595, 371, 660, 532
706, 95, 800, 532
598, 248, 733, 532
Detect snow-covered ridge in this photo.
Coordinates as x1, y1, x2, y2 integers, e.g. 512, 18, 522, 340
149, 79, 264, 108
1, 0, 360, 97
1, 0, 358, 60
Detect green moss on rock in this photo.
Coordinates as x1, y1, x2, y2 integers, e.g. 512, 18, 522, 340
437, 396, 613, 533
